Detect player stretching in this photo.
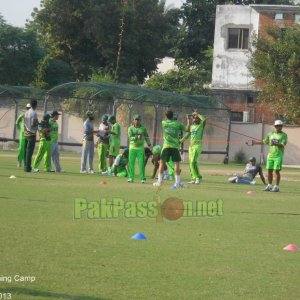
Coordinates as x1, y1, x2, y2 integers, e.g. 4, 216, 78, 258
181, 112, 206, 184
252, 120, 288, 192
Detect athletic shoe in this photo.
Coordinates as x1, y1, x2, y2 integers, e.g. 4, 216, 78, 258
17, 162, 21, 168
32, 169, 39, 173
127, 179, 133, 183
195, 178, 201, 185
263, 185, 272, 191
271, 186, 280, 192
171, 183, 186, 189
80, 170, 87, 174
188, 180, 195, 184
163, 174, 170, 180
228, 176, 237, 183
101, 171, 108, 175
89, 170, 94, 174
141, 180, 146, 184
250, 180, 256, 185
153, 181, 161, 187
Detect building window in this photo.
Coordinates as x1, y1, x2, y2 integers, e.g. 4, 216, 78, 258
231, 111, 243, 122
247, 95, 254, 104
228, 28, 249, 49
295, 14, 300, 25
274, 13, 283, 20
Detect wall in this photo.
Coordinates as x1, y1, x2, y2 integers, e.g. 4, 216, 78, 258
1, 108, 299, 165
212, 5, 259, 90
229, 123, 300, 165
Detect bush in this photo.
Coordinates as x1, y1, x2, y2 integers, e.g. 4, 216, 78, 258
234, 148, 246, 164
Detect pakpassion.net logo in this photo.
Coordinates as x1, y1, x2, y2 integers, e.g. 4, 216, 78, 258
74, 197, 223, 221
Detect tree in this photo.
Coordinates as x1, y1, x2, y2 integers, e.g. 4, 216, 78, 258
33, 54, 76, 89
32, 0, 179, 83
145, 47, 212, 95
173, 0, 226, 65
0, 18, 43, 85
250, 25, 300, 124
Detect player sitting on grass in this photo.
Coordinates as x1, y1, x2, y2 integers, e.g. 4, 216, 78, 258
228, 157, 266, 185
111, 148, 129, 177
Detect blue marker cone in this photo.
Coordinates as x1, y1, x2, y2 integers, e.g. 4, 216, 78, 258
131, 232, 147, 240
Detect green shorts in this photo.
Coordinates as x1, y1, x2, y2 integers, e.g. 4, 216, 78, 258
160, 148, 181, 162
109, 144, 120, 157
266, 156, 283, 171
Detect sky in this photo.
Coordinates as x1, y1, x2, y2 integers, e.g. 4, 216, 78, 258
0, 0, 185, 27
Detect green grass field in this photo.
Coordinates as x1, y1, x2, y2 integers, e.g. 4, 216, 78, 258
1, 150, 300, 300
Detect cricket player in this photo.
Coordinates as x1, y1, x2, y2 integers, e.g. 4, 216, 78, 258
16, 103, 31, 167
24, 100, 39, 172
128, 114, 151, 183
252, 120, 288, 192
80, 111, 97, 174
228, 157, 266, 185
111, 148, 129, 177
96, 114, 110, 174
32, 113, 52, 172
49, 111, 64, 172
108, 115, 121, 174
153, 110, 190, 189
180, 112, 206, 184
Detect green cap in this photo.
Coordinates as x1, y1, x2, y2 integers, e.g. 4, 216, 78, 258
43, 113, 51, 120
249, 157, 256, 162
86, 111, 94, 117
108, 115, 116, 122
123, 148, 129, 154
133, 114, 141, 120
102, 114, 108, 121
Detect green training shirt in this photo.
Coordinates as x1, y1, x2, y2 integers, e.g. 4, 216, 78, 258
152, 145, 162, 156
263, 131, 288, 158
110, 123, 121, 146
49, 120, 59, 144
128, 124, 151, 149
16, 113, 25, 134
162, 120, 185, 149
182, 114, 206, 146
114, 154, 128, 169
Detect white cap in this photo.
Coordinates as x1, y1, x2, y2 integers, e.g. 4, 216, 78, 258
274, 120, 283, 126
26, 103, 31, 108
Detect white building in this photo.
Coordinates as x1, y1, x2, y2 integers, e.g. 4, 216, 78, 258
211, 4, 300, 123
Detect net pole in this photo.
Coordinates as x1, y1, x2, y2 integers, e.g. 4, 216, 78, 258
152, 104, 159, 146
13, 98, 18, 140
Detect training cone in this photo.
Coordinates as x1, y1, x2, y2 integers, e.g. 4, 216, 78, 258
283, 244, 299, 251
99, 181, 107, 185
131, 232, 147, 240
247, 191, 253, 196
9, 175, 16, 179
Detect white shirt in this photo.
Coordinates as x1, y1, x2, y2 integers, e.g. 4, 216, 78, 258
24, 109, 38, 134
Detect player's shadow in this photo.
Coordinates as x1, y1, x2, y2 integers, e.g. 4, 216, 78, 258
1, 287, 108, 300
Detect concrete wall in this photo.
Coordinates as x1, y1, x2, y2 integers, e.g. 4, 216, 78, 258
229, 123, 300, 165
1, 108, 299, 165
212, 5, 259, 90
